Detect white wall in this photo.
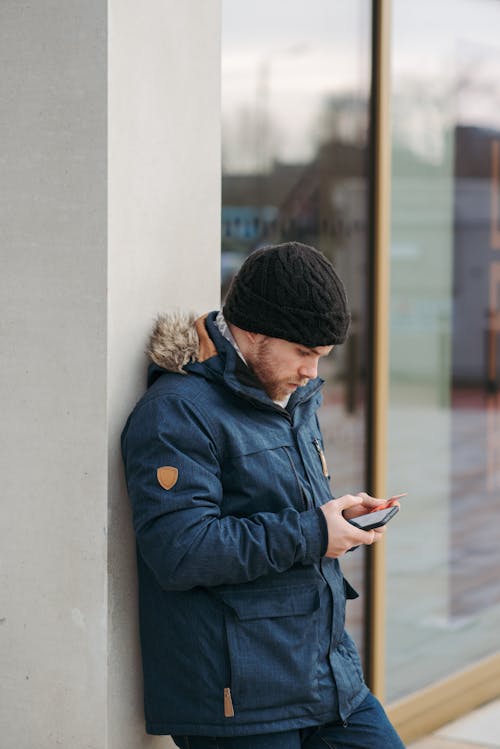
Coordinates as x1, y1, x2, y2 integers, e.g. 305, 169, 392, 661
108, 1, 221, 747
0, 1, 221, 747
0, 1, 108, 745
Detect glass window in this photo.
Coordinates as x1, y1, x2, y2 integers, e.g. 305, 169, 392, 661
221, 0, 372, 656
387, 0, 500, 701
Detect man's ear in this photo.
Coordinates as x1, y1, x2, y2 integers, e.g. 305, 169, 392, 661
229, 323, 264, 353
244, 330, 260, 343
244, 331, 269, 348
231, 325, 260, 344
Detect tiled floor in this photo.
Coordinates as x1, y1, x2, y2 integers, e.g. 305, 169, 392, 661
408, 698, 500, 748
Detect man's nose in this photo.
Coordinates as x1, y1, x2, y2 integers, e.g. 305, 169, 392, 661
299, 359, 319, 380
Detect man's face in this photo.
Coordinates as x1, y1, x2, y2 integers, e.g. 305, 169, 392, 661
245, 335, 333, 401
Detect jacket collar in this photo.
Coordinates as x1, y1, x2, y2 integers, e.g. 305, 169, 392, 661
147, 310, 323, 413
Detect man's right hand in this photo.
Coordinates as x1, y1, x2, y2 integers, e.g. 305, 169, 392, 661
319, 495, 385, 557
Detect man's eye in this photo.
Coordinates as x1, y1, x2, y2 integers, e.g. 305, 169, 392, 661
297, 349, 310, 357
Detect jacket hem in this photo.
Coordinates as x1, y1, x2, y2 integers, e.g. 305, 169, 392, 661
145, 688, 369, 737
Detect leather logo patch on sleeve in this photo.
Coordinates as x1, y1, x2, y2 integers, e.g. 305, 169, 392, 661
157, 466, 179, 490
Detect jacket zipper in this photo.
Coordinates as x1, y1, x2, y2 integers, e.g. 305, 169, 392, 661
313, 438, 330, 478
221, 610, 235, 718
283, 446, 309, 510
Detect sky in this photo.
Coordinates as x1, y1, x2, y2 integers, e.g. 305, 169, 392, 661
221, 0, 500, 172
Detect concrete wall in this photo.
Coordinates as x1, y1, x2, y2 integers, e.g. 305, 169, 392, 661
107, 1, 221, 747
0, 2, 221, 747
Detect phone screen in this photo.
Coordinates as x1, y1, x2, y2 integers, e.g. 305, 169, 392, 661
348, 505, 399, 530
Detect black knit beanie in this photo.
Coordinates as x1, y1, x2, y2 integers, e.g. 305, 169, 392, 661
223, 242, 350, 347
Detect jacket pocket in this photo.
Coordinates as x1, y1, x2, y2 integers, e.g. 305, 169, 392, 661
220, 585, 321, 712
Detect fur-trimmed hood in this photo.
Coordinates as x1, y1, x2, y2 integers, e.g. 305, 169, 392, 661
148, 311, 217, 374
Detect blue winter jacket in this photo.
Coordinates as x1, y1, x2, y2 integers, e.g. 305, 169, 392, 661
121, 311, 368, 737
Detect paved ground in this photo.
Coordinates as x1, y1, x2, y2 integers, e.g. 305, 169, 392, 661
408, 698, 500, 748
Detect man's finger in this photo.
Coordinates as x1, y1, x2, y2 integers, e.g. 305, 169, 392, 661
335, 494, 364, 512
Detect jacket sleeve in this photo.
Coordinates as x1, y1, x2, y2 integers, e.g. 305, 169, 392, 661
121, 393, 326, 591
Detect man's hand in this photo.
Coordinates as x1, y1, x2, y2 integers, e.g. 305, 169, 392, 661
341, 491, 402, 520
319, 494, 387, 558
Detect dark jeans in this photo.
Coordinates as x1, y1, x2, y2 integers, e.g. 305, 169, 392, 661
172, 692, 406, 748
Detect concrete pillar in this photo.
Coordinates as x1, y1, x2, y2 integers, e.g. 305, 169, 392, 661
0, 2, 221, 747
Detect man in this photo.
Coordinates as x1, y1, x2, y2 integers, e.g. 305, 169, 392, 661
121, 242, 405, 748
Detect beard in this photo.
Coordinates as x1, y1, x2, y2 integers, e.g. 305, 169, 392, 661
246, 339, 308, 401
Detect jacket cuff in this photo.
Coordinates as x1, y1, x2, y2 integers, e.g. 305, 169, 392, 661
298, 508, 329, 562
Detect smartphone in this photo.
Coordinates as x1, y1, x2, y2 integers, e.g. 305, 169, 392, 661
348, 505, 399, 531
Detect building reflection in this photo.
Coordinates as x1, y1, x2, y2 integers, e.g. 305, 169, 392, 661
450, 125, 500, 619
387, 117, 500, 698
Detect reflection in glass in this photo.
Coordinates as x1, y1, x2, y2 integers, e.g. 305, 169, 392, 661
387, 0, 500, 701
221, 0, 372, 657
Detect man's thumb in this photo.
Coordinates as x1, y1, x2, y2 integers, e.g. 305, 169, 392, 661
334, 494, 364, 513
